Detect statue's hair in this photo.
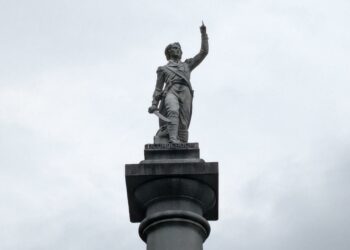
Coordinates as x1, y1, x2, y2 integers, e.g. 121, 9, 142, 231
165, 42, 182, 60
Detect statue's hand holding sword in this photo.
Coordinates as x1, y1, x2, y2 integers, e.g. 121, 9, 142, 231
148, 105, 171, 123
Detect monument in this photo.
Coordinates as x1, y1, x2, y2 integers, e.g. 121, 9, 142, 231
125, 23, 219, 250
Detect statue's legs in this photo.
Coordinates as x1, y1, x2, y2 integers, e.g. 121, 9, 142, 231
165, 93, 181, 143
164, 85, 192, 143
178, 87, 192, 143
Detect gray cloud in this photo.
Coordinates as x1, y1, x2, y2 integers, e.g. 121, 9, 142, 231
1, 0, 349, 249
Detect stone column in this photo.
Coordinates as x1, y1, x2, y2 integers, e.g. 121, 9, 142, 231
125, 143, 218, 250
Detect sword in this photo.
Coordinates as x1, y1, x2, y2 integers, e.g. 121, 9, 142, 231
153, 110, 171, 122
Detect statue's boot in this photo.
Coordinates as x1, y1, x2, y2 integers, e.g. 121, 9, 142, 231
168, 117, 181, 143
178, 129, 188, 143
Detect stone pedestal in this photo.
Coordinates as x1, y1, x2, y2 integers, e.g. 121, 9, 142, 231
125, 143, 218, 250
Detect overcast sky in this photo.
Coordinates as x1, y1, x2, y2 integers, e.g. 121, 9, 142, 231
1, 0, 350, 249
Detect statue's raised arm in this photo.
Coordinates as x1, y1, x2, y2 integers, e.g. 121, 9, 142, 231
185, 22, 209, 71
148, 23, 209, 144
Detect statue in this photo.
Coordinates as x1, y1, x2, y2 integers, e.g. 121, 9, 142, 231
148, 22, 209, 143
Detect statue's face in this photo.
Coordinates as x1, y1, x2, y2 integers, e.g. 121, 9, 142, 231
169, 44, 182, 60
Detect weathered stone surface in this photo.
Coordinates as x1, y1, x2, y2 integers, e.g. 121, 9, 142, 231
126, 162, 218, 222
144, 143, 200, 161
125, 143, 219, 250
125, 143, 218, 222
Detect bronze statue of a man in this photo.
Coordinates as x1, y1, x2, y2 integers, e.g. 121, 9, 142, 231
148, 23, 209, 143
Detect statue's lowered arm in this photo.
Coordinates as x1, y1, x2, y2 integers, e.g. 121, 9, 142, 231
148, 67, 165, 113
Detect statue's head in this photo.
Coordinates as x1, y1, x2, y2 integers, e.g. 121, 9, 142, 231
165, 42, 182, 61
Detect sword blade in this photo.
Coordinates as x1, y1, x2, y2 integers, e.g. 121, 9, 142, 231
153, 110, 171, 122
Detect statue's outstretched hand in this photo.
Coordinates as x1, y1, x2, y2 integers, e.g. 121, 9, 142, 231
148, 105, 158, 114
200, 21, 206, 34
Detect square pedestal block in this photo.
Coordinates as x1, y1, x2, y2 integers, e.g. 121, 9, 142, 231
125, 143, 218, 222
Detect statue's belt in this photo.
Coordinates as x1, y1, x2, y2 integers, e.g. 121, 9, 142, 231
161, 81, 192, 99
169, 79, 187, 87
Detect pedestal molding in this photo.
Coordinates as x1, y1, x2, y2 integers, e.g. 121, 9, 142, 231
139, 210, 211, 242
134, 178, 216, 214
